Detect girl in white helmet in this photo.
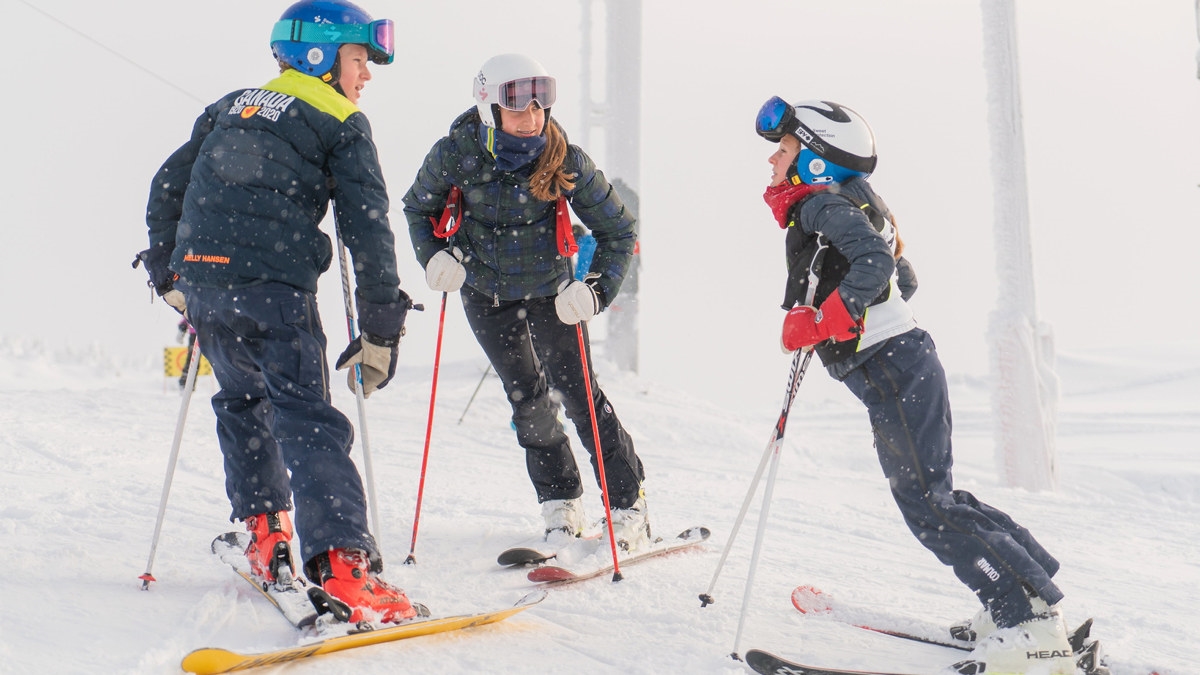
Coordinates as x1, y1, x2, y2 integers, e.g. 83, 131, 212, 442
756, 97, 1085, 674
402, 54, 650, 553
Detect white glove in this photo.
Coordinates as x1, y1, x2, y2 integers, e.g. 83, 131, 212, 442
162, 289, 187, 317
555, 276, 601, 324
425, 248, 466, 292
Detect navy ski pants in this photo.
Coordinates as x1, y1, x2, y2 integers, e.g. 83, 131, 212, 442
840, 328, 1063, 626
186, 283, 378, 568
460, 286, 645, 509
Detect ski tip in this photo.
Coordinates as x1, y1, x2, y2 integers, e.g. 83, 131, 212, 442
517, 589, 549, 606
527, 565, 576, 583
790, 584, 834, 614
497, 547, 550, 566
210, 531, 246, 554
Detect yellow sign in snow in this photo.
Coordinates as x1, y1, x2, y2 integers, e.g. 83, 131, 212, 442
163, 347, 212, 378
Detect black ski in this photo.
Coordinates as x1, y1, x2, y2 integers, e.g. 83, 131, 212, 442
496, 547, 556, 567
745, 650, 914, 675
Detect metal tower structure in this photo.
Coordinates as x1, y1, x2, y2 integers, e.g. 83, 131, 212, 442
579, 0, 642, 373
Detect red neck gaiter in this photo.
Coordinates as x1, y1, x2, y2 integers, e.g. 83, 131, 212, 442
763, 181, 828, 229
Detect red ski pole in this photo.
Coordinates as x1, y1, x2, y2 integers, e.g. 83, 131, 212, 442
405, 291, 448, 564
576, 323, 623, 581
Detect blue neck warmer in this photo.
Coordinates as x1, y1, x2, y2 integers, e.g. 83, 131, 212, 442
479, 124, 547, 172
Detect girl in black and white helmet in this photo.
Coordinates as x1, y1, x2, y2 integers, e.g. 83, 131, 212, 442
402, 54, 651, 555
757, 96, 1081, 675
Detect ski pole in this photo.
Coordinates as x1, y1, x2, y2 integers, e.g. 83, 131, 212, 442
575, 323, 623, 581
333, 223, 383, 554
699, 348, 813, 608
730, 349, 813, 660
457, 363, 492, 425
405, 291, 448, 565
139, 335, 203, 590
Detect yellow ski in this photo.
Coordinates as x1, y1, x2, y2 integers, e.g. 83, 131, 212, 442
181, 591, 545, 674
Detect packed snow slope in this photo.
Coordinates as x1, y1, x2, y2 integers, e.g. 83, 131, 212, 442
1, 338, 1195, 675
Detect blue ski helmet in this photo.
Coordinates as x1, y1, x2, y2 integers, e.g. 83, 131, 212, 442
756, 97, 877, 185
270, 0, 394, 80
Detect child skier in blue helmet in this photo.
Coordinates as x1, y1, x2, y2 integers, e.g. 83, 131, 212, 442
137, 0, 416, 625
757, 96, 1088, 674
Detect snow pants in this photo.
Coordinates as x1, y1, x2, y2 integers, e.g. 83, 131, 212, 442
839, 328, 1063, 627
460, 285, 645, 509
186, 282, 378, 569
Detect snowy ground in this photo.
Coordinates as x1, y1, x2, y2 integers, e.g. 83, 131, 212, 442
0, 337, 1195, 675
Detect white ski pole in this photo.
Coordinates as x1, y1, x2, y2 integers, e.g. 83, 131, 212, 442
699, 347, 812, 608
729, 348, 813, 659
139, 335, 203, 589
333, 221, 383, 553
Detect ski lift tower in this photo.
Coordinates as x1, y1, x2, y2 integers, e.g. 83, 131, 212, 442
980, 0, 1059, 491
578, 0, 642, 373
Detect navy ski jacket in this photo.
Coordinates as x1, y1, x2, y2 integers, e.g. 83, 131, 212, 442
784, 177, 919, 375
145, 69, 403, 306
402, 109, 636, 306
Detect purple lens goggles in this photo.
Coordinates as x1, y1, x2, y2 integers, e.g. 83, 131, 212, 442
498, 76, 556, 111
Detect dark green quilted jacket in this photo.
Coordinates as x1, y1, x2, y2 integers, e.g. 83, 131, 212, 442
402, 109, 636, 305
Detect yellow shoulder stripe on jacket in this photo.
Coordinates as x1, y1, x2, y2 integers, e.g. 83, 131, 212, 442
262, 69, 359, 122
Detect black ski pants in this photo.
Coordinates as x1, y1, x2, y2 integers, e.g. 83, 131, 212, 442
461, 285, 644, 509
840, 328, 1063, 627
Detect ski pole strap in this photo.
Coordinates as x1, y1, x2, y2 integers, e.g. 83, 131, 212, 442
431, 185, 463, 239
556, 196, 578, 256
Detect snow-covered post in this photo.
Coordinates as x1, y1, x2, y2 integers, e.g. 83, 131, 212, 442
980, 0, 1059, 491
579, 0, 642, 373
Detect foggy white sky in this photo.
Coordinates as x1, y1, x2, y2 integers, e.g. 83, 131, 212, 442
3, 0, 1198, 414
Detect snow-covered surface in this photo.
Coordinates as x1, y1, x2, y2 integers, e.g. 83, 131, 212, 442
1, 339, 1195, 674
3, 1, 1199, 673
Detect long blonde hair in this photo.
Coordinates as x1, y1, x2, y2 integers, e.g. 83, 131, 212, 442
528, 121, 576, 202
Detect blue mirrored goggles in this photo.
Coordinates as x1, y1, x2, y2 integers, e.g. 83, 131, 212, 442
497, 76, 556, 111
756, 95, 799, 142
271, 18, 394, 65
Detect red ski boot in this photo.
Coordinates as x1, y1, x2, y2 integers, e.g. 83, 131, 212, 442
243, 511, 296, 585
308, 549, 417, 625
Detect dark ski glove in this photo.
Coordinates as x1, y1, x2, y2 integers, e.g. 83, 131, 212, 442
133, 245, 187, 316
334, 291, 413, 397
335, 332, 399, 398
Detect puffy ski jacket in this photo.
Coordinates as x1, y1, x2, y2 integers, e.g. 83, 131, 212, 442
402, 109, 636, 305
145, 69, 403, 305
782, 177, 918, 372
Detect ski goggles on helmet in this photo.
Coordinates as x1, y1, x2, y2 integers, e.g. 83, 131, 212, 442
271, 18, 395, 65
756, 96, 800, 142
497, 76, 556, 111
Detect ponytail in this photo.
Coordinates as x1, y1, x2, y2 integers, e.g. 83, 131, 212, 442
890, 213, 905, 259
529, 121, 576, 202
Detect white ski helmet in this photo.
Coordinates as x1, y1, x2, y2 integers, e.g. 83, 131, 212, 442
473, 53, 557, 129
757, 97, 877, 184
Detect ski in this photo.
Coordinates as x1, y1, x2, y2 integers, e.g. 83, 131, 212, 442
211, 532, 318, 628
497, 530, 604, 567
180, 590, 546, 674
789, 585, 969, 652
786, 586, 1116, 675
527, 526, 709, 585
745, 649, 917, 675
497, 546, 556, 566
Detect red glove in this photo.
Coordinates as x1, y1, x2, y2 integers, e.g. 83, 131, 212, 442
781, 290, 861, 352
